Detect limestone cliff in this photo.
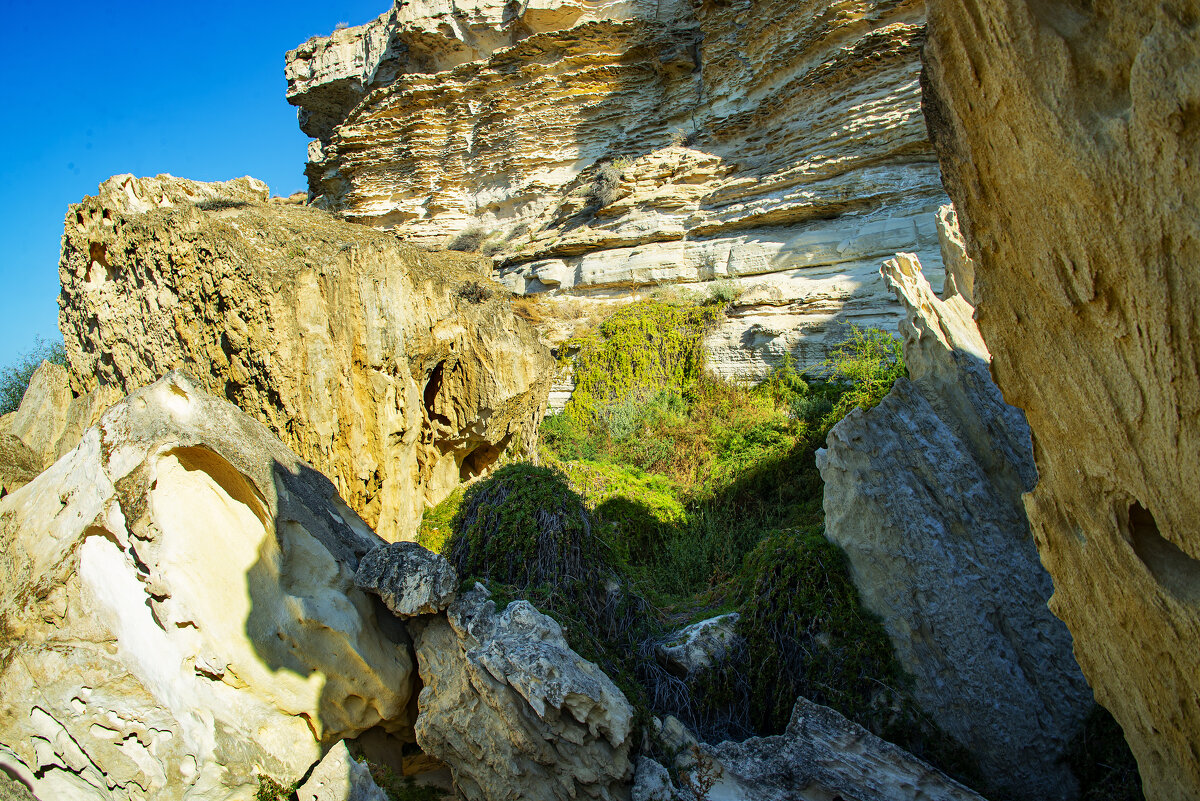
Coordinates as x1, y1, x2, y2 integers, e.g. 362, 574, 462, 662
0, 373, 413, 800
59, 174, 553, 541
922, 3, 1200, 799
286, 0, 949, 375
817, 237, 1091, 799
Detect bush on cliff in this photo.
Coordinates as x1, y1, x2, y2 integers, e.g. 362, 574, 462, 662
446, 463, 650, 684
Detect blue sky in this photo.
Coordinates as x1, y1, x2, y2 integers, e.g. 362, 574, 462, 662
0, 1, 389, 368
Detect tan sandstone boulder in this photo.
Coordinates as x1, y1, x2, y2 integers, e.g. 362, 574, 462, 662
58, 174, 553, 541
0, 372, 414, 800
922, 3, 1200, 798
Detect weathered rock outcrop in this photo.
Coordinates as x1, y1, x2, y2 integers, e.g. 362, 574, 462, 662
297, 742, 389, 801
0, 372, 414, 800
642, 697, 986, 801
817, 241, 1091, 799
0, 362, 119, 496
922, 4, 1200, 798
410, 585, 634, 801
59, 174, 553, 541
286, 0, 948, 375
355, 541, 458, 618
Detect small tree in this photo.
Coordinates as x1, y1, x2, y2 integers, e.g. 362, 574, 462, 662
0, 337, 67, 415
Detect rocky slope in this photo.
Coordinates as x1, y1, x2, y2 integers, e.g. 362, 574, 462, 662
923, 3, 1200, 799
818, 226, 1091, 799
59, 174, 553, 541
0, 373, 413, 800
286, 0, 949, 376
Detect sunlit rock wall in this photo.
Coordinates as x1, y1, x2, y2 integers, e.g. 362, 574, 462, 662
287, 0, 947, 376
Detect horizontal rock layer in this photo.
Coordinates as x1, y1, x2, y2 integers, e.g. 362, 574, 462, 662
59, 174, 553, 541
923, 3, 1200, 799
0, 372, 413, 800
287, 0, 947, 375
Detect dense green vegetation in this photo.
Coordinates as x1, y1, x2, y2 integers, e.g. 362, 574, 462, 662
0, 337, 67, 415
425, 295, 1139, 798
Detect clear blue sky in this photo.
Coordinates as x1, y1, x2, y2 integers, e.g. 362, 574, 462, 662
0, 1, 389, 368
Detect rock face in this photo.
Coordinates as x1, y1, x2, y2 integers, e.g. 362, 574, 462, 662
0, 362, 119, 496
286, 0, 949, 375
672, 697, 986, 801
356, 541, 458, 617
922, 4, 1200, 798
0, 372, 414, 800
297, 742, 389, 801
817, 237, 1091, 799
411, 585, 634, 801
59, 174, 553, 541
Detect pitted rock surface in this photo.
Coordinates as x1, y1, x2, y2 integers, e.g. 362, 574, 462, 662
817, 223, 1091, 799
355, 541, 458, 617
411, 585, 634, 801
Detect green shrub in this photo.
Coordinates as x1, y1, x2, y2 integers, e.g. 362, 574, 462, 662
563, 300, 721, 427
417, 487, 465, 555
716, 528, 904, 734
705, 279, 743, 306
447, 462, 651, 689
254, 776, 295, 801
1, 337, 68, 415
447, 226, 489, 252
823, 324, 906, 419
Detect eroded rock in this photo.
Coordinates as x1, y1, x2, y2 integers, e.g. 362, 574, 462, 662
286, 0, 949, 376
297, 742, 389, 801
356, 542, 458, 617
817, 241, 1091, 799
698, 696, 986, 801
0, 361, 120, 496
0, 372, 414, 800
411, 585, 634, 801
59, 174, 553, 541
922, 3, 1200, 797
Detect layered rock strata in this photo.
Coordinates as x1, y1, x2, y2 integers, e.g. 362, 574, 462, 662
922, 3, 1200, 798
286, 0, 949, 375
818, 241, 1091, 799
0, 372, 414, 800
59, 174, 553, 541
409, 585, 635, 801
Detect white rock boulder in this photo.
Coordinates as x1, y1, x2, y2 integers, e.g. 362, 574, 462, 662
0, 372, 415, 800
